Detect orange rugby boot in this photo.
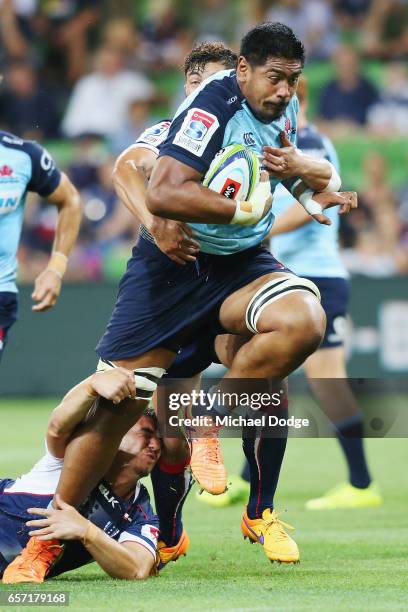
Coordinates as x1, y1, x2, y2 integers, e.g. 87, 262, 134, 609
2, 537, 64, 584
157, 529, 190, 570
189, 424, 227, 495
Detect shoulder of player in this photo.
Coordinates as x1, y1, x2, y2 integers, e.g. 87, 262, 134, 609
0, 133, 52, 162
0, 130, 27, 151
180, 70, 244, 119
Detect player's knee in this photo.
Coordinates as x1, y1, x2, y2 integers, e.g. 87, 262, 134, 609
261, 293, 326, 356
284, 296, 326, 358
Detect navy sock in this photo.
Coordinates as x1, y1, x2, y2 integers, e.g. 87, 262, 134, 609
335, 414, 371, 489
151, 459, 192, 546
243, 402, 288, 519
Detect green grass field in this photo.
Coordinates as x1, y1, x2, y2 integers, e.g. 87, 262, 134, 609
0, 399, 407, 611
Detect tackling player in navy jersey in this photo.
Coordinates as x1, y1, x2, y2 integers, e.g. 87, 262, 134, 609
0, 130, 81, 363
8, 25, 358, 579
2, 369, 160, 583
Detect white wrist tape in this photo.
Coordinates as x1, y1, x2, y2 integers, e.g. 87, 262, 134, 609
298, 189, 323, 216
230, 181, 271, 226
323, 163, 341, 192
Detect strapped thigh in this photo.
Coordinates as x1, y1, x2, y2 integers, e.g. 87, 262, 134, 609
245, 275, 321, 335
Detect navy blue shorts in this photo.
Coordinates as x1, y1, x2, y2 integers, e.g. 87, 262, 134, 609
306, 277, 350, 348
0, 292, 18, 364
167, 275, 350, 378
96, 237, 288, 361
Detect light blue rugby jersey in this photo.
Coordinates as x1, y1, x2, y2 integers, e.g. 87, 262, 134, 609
272, 124, 347, 278
159, 69, 299, 255
0, 131, 61, 293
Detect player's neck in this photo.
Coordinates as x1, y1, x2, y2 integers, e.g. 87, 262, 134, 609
104, 458, 140, 500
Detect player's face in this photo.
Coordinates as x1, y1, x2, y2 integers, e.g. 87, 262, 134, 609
119, 416, 161, 477
184, 61, 229, 96
237, 56, 302, 122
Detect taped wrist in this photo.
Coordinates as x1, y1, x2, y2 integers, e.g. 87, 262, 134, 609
230, 181, 271, 225
322, 163, 341, 192
47, 251, 68, 279
298, 188, 323, 216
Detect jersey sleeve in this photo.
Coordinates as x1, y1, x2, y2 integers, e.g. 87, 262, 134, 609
158, 89, 229, 175
133, 120, 171, 155
118, 490, 159, 559
25, 141, 61, 197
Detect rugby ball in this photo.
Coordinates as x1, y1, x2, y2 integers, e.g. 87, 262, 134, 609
203, 144, 260, 201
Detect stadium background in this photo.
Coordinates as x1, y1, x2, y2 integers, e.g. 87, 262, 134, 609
0, 2, 408, 610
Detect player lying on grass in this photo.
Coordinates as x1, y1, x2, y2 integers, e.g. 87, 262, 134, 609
0, 128, 81, 364
1, 368, 161, 583
198, 76, 382, 511
7, 25, 358, 580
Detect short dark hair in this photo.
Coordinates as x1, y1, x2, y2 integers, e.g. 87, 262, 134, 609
183, 41, 238, 76
240, 22, 305, 67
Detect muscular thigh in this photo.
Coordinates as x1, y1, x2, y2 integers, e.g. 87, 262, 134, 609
219, 271, 292, 335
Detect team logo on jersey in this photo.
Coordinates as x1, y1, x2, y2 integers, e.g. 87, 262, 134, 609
0, 165, 13, 177
243, 132, 256, 146
285, 118, 292, 135
173, 107, 219, 157
221, 178, 242, 199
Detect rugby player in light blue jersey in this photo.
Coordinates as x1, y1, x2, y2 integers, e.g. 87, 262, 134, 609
9, 26, 357, 579
198, 76, 382, 511
0, 130, 81, 363
2, 368, 160, 583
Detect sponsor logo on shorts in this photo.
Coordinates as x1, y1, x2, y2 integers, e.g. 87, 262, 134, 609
173, 108, 219, 157
221, 178, 242, 199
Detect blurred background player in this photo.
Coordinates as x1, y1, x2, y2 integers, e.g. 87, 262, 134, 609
0, 127, 81, 364
198, 76, 382, 511
2, 368, 160, 583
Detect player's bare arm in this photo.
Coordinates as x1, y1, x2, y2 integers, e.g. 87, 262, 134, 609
147, 156, 271, 225
27, 495, 154, 580
31, 172, 81, 312
113, 145, 200, 264
47, 369, 136, 458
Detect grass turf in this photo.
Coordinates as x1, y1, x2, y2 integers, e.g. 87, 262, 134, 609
0, 399, 407, 611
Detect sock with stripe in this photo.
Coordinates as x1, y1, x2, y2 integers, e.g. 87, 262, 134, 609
243, 400, 288, 520
335, 413, 371, 489
151, 458, 192, 547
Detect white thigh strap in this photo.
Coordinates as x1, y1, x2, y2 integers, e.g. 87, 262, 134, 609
245, 275, 321, 335
96, 359, 166, 400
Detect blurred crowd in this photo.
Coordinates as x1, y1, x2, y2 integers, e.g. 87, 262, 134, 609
1, 0, 408, 280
